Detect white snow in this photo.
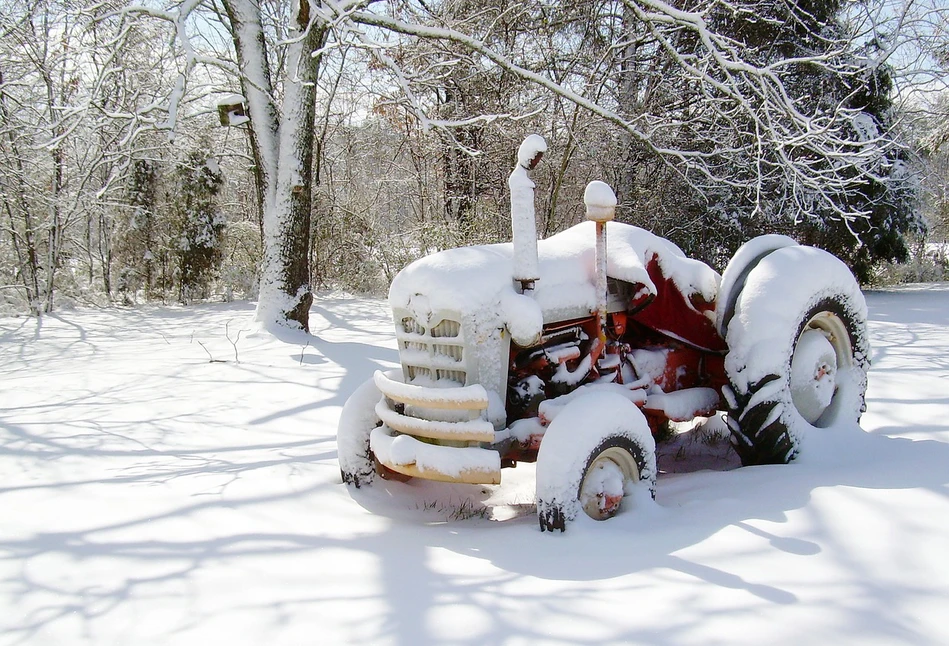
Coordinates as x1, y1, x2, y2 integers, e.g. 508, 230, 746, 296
715, 234, 798, 337
216, 93, 247, 106
789, 329, 837, 423
373, 400, 494, 438
516, 134, 547, 168
585, 459, 625, 498
373, 369, 488, 408
2, 284, 949, 644
371, 426, 500, 477
537, 382, 649, 423
499, 289, 543, 346
227, 113, 250, 127
644, 387, 720, 421
852, 112, 880, 142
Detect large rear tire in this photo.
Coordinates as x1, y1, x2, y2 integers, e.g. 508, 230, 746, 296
536, 391, 657, 532
722, 246, 869, 465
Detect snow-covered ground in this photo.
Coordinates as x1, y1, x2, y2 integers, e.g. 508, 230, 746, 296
2, 284, 948, 645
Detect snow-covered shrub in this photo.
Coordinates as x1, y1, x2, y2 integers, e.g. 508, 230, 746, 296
873, 238, 949, 285
218, 220, 261, 300
113, 159, 163, 302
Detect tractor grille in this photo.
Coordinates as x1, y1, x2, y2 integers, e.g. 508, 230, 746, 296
396, 314, 466, 385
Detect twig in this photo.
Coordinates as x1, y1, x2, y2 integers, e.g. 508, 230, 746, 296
197, 340, 226, 363
225, 320, 241, 363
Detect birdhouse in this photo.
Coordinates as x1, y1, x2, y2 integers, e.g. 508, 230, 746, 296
217, 94, 248, 127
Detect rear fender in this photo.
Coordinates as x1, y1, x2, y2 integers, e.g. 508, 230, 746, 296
716, 235, 798, 338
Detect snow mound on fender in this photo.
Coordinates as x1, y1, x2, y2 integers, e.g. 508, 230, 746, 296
715, 234, 798, 337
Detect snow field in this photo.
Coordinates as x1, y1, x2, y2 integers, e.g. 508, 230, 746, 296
1, 285, 948, 644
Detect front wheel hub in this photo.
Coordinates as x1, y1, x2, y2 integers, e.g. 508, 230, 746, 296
579, 449, 639, 520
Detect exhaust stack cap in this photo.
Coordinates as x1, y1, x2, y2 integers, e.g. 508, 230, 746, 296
517, 134, 547, 170
584, 181, 617, 223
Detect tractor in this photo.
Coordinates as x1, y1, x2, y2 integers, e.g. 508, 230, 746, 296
338, 135, 869, 532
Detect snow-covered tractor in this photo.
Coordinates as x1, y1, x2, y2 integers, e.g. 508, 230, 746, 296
338, 135, 869, 532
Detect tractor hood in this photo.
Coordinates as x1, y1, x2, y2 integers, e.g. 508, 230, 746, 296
389, 221, 722, 347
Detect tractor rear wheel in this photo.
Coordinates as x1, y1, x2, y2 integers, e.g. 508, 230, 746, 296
722, 246, 869, 465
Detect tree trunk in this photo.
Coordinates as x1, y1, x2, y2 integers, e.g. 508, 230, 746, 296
258, 19, 326, 329
224, 0, 326, 331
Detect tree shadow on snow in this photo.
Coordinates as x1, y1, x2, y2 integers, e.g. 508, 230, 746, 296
246, 336, 399, 427
329, 423, 949, 644
5, 290, 949, 646
342, 424, 949, 577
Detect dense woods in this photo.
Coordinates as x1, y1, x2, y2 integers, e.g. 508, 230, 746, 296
1, 0, 947, 326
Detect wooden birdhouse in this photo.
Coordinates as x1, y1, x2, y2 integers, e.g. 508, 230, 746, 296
217, 95, 248, 127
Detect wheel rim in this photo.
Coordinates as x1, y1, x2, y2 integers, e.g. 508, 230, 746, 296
790, 312, 852, 425
579, 447, 640, 521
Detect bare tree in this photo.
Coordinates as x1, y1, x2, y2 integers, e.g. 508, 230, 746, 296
0, 0, 183, 313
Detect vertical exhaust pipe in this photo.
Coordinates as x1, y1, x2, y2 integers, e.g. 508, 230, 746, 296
509, 135, 547, 294
584, 181, 617, 345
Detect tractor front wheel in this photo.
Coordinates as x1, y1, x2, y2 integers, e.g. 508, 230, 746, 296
338, 376, 384, 488
578, 438, 645, 521
536, 391, 656, 532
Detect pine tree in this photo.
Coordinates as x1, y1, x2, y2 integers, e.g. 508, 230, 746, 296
115, 159, 159, 301
619, 0, 923, 279
174, 152, 225, 301
796, 61, 923, 283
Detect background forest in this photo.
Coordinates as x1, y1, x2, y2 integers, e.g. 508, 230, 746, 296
1, 0, 948, 320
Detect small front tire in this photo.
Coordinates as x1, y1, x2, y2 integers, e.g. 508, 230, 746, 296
579, 438, 645, 521
536, 391, 657, 532
338, 376, 384, 488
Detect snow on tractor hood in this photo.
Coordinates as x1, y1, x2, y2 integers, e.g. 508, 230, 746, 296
389, 221, 722, 346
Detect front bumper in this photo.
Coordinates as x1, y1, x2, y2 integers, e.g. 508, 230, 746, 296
371, 370, 502, 484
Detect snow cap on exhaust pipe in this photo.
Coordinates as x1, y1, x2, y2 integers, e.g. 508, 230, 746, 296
584, 180, 617, 223
510, 134, 547, 293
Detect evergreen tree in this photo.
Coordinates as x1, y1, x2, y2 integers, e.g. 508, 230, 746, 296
796, 61, 923, 283
115, 159, 159, 302
173, 152, 225, 301
616, 0, 923, 279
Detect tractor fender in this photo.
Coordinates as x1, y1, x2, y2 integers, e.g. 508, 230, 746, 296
715, 235, 799, 339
